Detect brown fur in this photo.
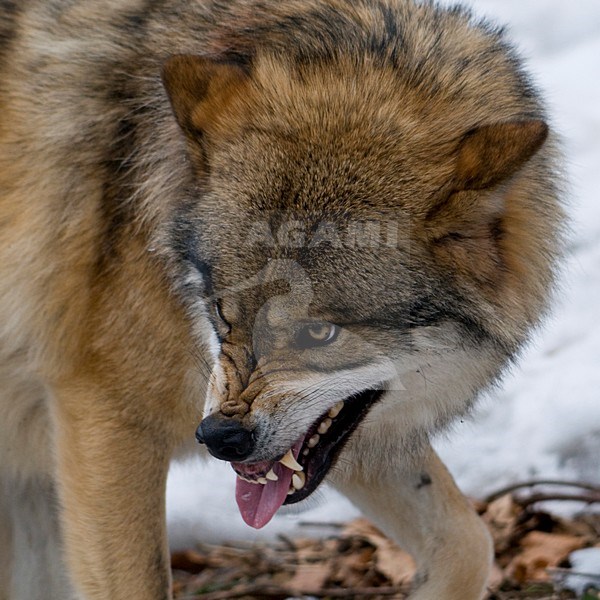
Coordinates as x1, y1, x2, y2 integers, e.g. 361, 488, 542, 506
0, 1, 564, 599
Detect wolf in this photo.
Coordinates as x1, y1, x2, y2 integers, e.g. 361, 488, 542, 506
0, 0, 564, 599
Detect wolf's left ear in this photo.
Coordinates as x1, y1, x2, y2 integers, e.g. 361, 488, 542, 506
161, 55, 250, 137
454, 120, 548, 191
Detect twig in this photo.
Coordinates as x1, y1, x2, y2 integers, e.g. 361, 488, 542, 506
484, 480, 600, 504
298, 520, 346, 529
515, 492, 600, 510
548, 567, 600, 582
276, 533, 297, 552
179, 584, 407, 599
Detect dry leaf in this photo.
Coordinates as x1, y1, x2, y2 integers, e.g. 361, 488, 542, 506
342, 518, 416, 585
287, 563, 330, 593
376, 545, 416, 586
330, 546, 376, 588
471, 497, 489, 514
170, 550, 208, 574
509, 531, 586, 582
482, 494, 520, 553
170, 496, 600, 599
342, 517, 381, 540
487, 561, 505, 593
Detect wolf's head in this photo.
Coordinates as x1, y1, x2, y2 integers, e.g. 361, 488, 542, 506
159, 1, 562, 527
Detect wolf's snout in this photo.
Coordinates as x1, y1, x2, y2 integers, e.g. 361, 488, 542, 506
196, 414, 255, 461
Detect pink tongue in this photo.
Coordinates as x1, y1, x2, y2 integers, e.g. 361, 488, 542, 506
235, 461, 294, 529
234, 442, 303, 529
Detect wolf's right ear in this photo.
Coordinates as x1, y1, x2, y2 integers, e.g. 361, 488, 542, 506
161, 55, 251, 138
454, 120, 548, 191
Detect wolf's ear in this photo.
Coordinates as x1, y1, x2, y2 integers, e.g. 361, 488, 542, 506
454, 120, 548, 191
161, 55, 250, 137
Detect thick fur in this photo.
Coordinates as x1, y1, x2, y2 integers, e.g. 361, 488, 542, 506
0, 1, 564, 599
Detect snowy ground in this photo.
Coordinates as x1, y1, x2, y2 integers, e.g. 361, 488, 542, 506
167, 0, 600, 550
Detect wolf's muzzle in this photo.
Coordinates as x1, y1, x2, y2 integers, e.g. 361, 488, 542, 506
196, 414, 255, 461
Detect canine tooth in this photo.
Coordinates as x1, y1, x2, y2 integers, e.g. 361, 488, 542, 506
318, 418, 332, 435
280, 449, 303, 471
307, 434, 320, 448
258, 477, 268, 485
329, 401, 344, 418
292, 472, 306, 490
265, 469, 279, 481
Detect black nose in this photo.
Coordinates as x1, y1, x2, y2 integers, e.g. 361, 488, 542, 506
195, 414, 255, 462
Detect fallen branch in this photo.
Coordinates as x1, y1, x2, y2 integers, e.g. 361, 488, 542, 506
179, 584, 407, 600
548, 566, 600, 582
298, 520, 346, 529
515, 492, 600, 510
485, 479, 600, 504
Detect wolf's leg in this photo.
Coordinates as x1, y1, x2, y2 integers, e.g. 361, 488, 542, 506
331, 440, 492, 600
0, 482, 13, 600
51, 383, 174, 600
0, 475, 76, 600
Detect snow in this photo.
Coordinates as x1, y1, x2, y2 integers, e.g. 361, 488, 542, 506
564, 548, 600, 595
167, 1, 600, 549
434, 0, 600, 499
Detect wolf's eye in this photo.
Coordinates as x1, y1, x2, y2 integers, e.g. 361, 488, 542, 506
215, 300, 226, 322
295, 323, 339, 349
214, 300, 231, 333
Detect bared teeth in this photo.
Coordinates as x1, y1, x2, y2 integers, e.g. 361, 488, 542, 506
238, 475, 260, 484
318, 418, 332, 435
265, 468, 278, 481
307, 434, 320, 448
292, 472, 306, 490
279, 449, 303, 471
328, 401, 344, 418
241, 401, 347, 491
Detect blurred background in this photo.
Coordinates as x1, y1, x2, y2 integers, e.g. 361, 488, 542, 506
166, 0, 600, 553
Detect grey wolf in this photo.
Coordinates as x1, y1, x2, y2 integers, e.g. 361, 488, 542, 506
0, 0, 563, 598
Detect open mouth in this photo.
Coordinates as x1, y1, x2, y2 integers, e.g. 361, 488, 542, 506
231, 388, 383, 529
